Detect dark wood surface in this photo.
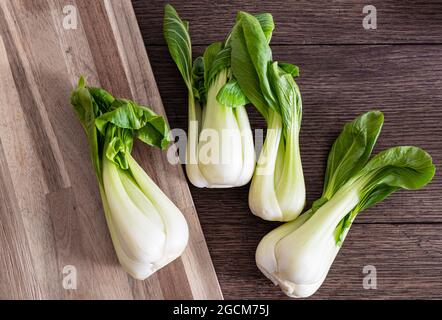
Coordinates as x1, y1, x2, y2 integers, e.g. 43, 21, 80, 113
133, 0, 442, 299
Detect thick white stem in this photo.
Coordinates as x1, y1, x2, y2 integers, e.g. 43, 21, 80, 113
275, 185, 361, 297
233, 105, 256, 186
102, 157, 166, 278
185, 95, 209, 188
275, 120, 306, 221
249, 110, 283, 220
127, 155, 189, 270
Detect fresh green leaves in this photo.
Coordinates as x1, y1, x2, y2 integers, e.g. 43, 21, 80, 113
334, 145, 435, 244
361, 146, 436, 191
70, 77, 102, 179
322, 111, 384, 200
203, 42, 231, 90
278, 62, 300, 78
255, 13, 275, 43
70, 77, 170, 181
237, 12, 277, 111
95, 99, 169, 150
164, 4, 277, 113
307, 111, 436, 245
216, 79, 249, 108
230, 12, 301, 127
191, 56, 205, 103
268, 62, 302, 132
163, 4, 193, 91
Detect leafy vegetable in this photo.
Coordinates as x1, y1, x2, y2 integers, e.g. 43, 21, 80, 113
255, 111, 435, 298
164, 4, 271, 188
70, 77, 189, 280
230, 12, 305, 221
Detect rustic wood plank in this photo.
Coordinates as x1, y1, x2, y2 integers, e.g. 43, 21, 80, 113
147, 44, 442, 224
132, 0, 442, 45
140, 15, 442, 298
0, 0, 221, 299
0, 33, 60, 300
0, 139, 42, 299
210, 223, 442, 299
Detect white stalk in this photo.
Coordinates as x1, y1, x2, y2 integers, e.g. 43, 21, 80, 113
233, 105, 256, 186
197, 69, 249, 188
249, 110, 283, 220
127, 154, 189, 269
275, 119, 306, 221
185, 95, 209, 188
256, 181, 363, 298
102, 157, 167, 279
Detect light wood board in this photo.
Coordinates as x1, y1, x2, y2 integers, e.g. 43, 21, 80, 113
0, 0, 222, 299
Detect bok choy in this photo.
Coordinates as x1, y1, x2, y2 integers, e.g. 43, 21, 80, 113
256, 111, 435, 298
70, 77, 189, 280
163, 4, 266, 188
230, 12, 305, 221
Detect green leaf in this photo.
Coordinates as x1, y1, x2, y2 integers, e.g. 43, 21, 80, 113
70, 77, 102, 181
216, 79, 249, 108
322, 111, 384, 199
335, 145, 436, 244
163, 4, 193, 91
136, 116, 170, 150
230, 15, 269, 120
88, 87, 115, 113
268, 62, 302, 131
104, 125, 134, 170
203, 42, 230, 90
95, 99, 170, 150
207, 47, 231, 87
238, 12, 277, 111
361, 146, 436, 192
278, 62, 300, 78
95, 99, 158, 134
192, 56, 206, 103
255, 13, 275, 43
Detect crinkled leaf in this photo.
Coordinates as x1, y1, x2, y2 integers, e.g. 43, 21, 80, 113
95, 99, 170, 150
136, 116, 170, 150
95, 99, 158, 134
216, 79, 249, 108
88, 87, 115, 113
278, 62, 300, 78
70, 77, 102, 180
70, 77, 170, 180
104, 125, 134, 170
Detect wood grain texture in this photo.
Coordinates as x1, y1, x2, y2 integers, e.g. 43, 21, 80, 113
0, 0, 222, 299
148, 45, 442, 223
133, 0, 442, 299
133, 0, 442, 45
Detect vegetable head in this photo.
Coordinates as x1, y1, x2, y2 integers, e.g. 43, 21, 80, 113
256, 111, 435, 297
70, 77, 189, 279
230, 12, 305, 221
164, 5, 266, 188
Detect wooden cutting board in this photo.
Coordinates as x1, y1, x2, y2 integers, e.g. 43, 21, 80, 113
0, 0, 222, 299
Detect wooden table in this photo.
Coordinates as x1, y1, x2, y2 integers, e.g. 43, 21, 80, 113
133, 0, 442, 299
